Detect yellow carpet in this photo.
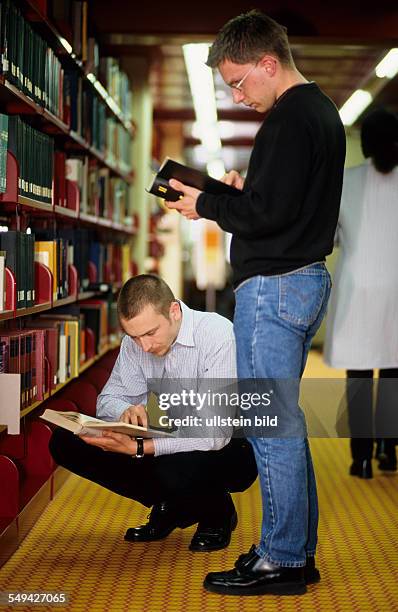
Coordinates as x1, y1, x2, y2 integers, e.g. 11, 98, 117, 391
0, 353, 397, 611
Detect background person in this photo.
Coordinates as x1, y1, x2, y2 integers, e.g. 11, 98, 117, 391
324, 108, 398, 478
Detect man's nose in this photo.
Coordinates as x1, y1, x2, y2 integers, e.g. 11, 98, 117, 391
232, 89, 245, 104
140, 337, 152, 352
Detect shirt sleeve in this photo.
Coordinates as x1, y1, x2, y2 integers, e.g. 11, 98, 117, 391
96, 337, 148, 421
196, 118, 313, 238
153, 333, 236, 456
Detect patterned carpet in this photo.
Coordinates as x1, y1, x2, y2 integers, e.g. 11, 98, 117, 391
0, 354, 397, 611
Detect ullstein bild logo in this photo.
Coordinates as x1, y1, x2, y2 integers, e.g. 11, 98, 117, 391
158, 414, 278, 428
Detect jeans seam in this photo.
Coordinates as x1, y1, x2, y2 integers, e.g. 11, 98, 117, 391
250, 277, 262, 378
260, 446, 276, 553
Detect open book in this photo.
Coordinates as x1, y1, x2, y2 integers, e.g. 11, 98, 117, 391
147, 157, 242, 202
40, 409, 173, 438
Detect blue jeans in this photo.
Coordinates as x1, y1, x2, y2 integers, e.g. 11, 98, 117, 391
234, 263, 331, 567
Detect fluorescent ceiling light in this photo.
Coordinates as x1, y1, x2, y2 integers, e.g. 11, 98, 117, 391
375, 48, 398, 79
339, 89, 373, 126
183, 43, 225, 175
183, 44, 218, 125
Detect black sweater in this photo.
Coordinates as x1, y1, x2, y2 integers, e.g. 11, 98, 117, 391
196, 82, 346, 287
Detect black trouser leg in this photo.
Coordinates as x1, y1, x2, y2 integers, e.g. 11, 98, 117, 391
152, 437, 257, 522
49, 429, 258, 522
375, 368, 398, 441
346, 370, 374, 461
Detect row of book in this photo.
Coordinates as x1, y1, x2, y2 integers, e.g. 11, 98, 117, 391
48, 1, 133, 120
65, 156, 131, 222
0, 1, 133, 135
0, 229, 135, 311
6, 115, 54, 204
0, 114, 133, 209
0, 230, 35, 310
0, 298, 119, 408
1, 0, 65, 118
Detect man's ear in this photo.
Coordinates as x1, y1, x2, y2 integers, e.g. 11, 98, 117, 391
169, 301, 181, 321
259, 55, 277, 76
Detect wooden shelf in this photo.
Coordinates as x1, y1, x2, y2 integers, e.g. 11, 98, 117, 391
0, 287, 122, 321
78, 213, 136, 235
1, 197, 135, 234
52, 295, 78, 308
54, 205, 79, 219
77, 291, 96, 300
78, 357, 96, 374
18, 196, 53, 212
15, 302, 52, 318
20, 393, 51, 419
0, 309, 14, 321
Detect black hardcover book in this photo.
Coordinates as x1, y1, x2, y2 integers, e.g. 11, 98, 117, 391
147, 158, 242, 202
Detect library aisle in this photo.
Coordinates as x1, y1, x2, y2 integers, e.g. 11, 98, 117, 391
0, 352, 397, 612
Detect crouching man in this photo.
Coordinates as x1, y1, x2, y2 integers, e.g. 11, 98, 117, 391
49, 274, 257, 551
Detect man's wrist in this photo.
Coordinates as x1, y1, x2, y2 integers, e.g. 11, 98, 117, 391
132, 437, 145, 459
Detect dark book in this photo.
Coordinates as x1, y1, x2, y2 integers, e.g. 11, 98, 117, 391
147, 158, 242, 202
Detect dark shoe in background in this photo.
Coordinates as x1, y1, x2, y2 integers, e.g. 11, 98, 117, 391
349, 458, 373, 479
376, 439, 397, 471
124, 501, 196, 542
203, 545, 306, 596
189, 510, 238, 552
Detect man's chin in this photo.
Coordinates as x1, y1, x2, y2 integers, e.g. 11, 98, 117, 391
152, 348, 169, 357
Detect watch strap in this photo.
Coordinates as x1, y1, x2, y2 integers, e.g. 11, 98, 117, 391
134, 436, 144, 459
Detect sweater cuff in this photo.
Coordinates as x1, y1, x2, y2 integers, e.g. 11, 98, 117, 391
196, 192, 218, 221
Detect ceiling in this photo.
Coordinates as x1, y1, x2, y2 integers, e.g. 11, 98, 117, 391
91, 1, 398, 170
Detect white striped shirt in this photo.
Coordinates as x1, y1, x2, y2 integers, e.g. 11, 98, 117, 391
96, 301, 236, 455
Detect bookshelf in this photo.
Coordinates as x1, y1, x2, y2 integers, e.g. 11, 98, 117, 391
0, 82, 134, 184
10, 0, 135, 136
0, 0, 140, 564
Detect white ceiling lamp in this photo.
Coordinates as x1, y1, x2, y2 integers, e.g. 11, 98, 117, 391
339, 89, 373, 126
183, 43, 225, 178
375, 48, 398, 79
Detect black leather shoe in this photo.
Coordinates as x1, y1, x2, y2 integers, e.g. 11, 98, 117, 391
124, 502, 195, 542
234, 546, 319, 583
189, 510, 238, 552
349, 459, 373, 479
203, 545, 306, 596
376, 439, 397, 471
304, 556, 321, 584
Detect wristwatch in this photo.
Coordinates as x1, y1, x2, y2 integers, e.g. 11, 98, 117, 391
134, 437, 145, 459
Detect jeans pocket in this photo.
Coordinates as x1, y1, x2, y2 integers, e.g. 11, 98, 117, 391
278, 270, 329, 327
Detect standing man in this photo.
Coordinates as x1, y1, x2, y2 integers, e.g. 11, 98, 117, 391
166, 10, 346, 596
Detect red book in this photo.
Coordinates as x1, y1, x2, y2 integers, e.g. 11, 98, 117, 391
25, 329, 46, 401
28, 324, 60, 390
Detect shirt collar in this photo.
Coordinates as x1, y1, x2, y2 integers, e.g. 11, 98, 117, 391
173, 300, 195, 347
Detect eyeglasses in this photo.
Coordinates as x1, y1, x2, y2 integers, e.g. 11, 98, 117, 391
231, 64, 257, 92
